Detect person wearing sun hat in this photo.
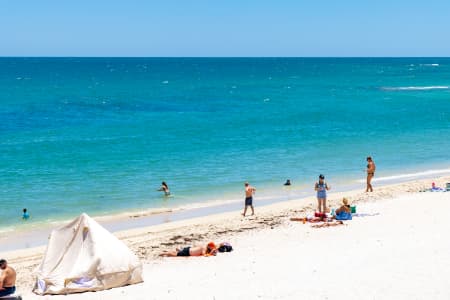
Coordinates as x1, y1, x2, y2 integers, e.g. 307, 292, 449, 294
335, 198, 352, 220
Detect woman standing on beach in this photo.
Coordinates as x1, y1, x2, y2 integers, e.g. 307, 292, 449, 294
366, 156, 376, 192
315, 174, 330, 213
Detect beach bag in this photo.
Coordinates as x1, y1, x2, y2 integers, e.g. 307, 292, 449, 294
218, 242, 233, 253
336, 211, 352, 221
314, 212, 326, 218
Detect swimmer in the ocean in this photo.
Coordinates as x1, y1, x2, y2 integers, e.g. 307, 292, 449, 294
284, 179, 291, 186
22, 208, 30, 220
158, 181, 170, 196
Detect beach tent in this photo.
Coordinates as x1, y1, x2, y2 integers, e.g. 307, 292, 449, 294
33, 213, 143, 295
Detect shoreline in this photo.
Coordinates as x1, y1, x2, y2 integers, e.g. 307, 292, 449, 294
2, 174, 449, 295
2, 166, 450, 252
0, 163, 450, 237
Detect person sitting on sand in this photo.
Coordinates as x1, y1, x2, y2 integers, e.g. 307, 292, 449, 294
159, 242, 218, 257
22, 208, 30, 220
158, 181, 170, 196
335, 198, 351, 214
335, 198, 352, 220
431, 182, 444, 191
0, 259, 17, 297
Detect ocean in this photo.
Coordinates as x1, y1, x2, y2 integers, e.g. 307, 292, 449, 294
1, 57, 449, 231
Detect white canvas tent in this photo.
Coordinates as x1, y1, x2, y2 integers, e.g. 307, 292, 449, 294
33, 213, 143, 295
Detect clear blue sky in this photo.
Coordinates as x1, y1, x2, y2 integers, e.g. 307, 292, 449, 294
1, 0, 449, 56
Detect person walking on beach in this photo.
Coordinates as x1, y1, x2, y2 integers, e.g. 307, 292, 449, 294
158, 181, 170, 196
314, 174, 330, 213
366, 156, 376, 192
0, 259, 17, 297
242, 182, 256, 216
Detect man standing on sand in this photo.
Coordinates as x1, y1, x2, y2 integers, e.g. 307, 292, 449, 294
0, 259, 17, 297
242, 182, 256, 216
366, 156, 376, 192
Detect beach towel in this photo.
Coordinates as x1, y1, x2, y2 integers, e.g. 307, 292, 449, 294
335, 211, 352, 221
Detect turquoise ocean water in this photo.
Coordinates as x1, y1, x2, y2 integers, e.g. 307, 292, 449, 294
1, 58, 449, 231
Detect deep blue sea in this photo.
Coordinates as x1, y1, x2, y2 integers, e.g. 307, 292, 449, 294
1, 58, 449, 231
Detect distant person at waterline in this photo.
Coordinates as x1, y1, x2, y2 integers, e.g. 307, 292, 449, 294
158, 181, 170, 196
284, 179, 291, 186
22, 208, 29, 220
366, 156, 376, 192
314, 174, 330, 213
242, 182, 256, 217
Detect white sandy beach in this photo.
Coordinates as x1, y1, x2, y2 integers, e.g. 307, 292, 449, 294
3, 177, 450, 300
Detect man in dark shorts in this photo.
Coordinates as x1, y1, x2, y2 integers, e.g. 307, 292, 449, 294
242, 182, 256, 217
159, 242, 217, 257
0, 259, 17, 297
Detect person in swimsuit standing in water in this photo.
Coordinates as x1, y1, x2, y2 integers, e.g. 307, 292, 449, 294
158, 181, 170, 196
314, 174, 330, 213
366, 156, 376, 192
242, 182, 256, 216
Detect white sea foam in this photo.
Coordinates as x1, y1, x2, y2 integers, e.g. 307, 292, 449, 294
420, 63, 439, 67
0, 226, 15, 234
356, 168, 450, 183
382, 86, 449, 91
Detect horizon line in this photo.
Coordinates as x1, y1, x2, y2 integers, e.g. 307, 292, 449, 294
1, 56, 450, 59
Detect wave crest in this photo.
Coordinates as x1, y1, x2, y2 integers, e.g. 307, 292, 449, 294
381, 86, 449, 91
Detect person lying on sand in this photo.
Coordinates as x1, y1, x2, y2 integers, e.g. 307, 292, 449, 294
290, 217, 327, 223
159, 242, 218, 257
291, 212, 330, 223
311, 221, 344, 228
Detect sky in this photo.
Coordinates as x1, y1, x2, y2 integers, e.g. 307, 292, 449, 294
1, 0, 449, 57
